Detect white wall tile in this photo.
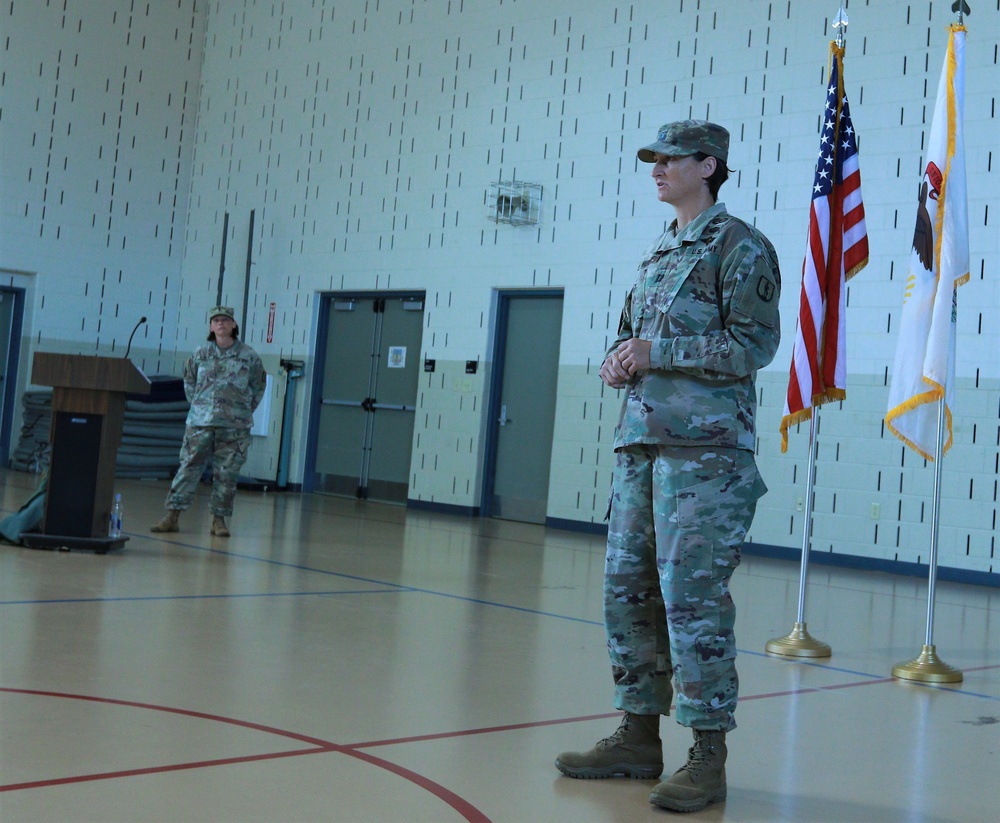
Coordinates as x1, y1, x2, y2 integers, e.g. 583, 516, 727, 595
3, 0, 997, 575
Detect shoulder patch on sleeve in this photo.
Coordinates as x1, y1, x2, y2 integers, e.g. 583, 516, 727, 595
733, 257, 780, 328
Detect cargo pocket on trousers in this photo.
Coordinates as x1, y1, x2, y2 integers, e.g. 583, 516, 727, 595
674, 459, 768, 575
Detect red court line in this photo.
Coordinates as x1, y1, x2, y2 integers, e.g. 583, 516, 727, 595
345, 748, 490, 823
351, 692, 861, 750
738, 678, 898, 702
0, 688, 491, 823
347, 668, 1000, 751
0, 747, 330, 793
5, 667, 997, 810
346, 680, 896, 749
351, 712, 622, 749
0, 687, 334, 746
958, 664, 1000, 673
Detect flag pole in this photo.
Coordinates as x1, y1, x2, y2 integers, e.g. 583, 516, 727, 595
766, 408, 831, 657
767, 2, 856, 659
888, 0, 970, 686
892, 398, 962, 682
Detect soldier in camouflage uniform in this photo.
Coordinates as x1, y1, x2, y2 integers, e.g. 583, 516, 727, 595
556, 121, 781, 813
151, 305, 266, 538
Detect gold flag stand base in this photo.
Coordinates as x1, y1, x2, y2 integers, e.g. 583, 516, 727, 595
892, 644, 963, 683
765, 622, 832, 658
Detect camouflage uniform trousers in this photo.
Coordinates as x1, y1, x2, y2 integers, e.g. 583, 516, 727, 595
604, 443, 765, 732
164, 426, 251, 517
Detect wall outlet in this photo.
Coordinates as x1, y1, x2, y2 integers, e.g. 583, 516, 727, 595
870, 502, 881, 521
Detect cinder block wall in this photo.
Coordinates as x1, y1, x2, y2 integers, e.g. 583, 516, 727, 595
2, 1, 997, 575
0, 1, 205, 364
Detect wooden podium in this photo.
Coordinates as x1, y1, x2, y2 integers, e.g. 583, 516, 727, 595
22, 352, 151, 552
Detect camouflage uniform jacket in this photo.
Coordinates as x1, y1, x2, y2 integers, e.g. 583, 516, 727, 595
609, 202, 781, 451
183, 339, 266, 428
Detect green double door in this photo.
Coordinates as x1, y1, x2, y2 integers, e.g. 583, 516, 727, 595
312, 294, 424, 503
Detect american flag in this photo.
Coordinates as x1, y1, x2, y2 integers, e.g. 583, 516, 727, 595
780, 42, 869, 452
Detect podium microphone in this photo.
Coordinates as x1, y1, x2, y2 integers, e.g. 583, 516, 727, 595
124, 316, 147, 359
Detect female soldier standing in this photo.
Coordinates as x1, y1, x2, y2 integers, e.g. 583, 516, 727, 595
151, 305, 266, 537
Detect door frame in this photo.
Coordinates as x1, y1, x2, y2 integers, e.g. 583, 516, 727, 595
303, 289, 425, 495
0, 287, 25, 466
480, 288, 563, 518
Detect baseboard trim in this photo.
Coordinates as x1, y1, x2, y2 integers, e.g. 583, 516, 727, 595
741, 541, 998, 587
544, 517, 997, 588
403, 508, 998, 588
406, 498, 481, 518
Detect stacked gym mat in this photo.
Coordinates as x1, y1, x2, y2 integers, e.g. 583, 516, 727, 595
10, 376, 189, 479
9, 390, 51, 474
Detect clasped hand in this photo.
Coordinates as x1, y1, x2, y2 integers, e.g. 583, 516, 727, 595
599, 337, 652, 389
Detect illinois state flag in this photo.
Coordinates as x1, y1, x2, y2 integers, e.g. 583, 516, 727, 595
779, 42, 869, 452
885, 24, 970, 460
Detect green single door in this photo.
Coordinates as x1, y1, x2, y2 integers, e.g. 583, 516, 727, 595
0, 290, 19, 464
489, 293, 563, 524
366, 298, 424, 501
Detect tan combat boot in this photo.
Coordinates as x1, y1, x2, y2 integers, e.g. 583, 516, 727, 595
555, 713, 662, 779
150, 510, 180, 533
649, 729, 727, 812
211, 516, 230, 537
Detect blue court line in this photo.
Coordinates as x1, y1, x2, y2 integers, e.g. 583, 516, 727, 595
156, 535, 608, 626
739, 648, 900, 679
0, 589, 402, 606
8, 531, 999, 702
742, 649, 1000, 700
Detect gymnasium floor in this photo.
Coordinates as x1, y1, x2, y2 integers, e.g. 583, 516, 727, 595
0, 467, 997, 822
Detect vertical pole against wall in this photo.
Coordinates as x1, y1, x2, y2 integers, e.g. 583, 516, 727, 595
217, 211, 229, 306
242, 209, 255, 332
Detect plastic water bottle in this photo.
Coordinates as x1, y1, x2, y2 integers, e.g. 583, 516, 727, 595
109, 493, 123, 538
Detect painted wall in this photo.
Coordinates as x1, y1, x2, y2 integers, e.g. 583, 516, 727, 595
2, 1, 997, 575
0, 0, 209, 430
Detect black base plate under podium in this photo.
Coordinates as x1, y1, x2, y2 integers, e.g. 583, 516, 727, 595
19, 532, 129, 554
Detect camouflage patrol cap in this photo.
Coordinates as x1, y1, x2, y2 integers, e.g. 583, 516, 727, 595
637, 119, 730, 164
209, 305, 236, 320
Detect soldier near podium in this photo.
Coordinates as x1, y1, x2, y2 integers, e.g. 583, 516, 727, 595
151, 305, 266, 538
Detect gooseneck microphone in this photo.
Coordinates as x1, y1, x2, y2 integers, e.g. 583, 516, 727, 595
124, 316, 147, 359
